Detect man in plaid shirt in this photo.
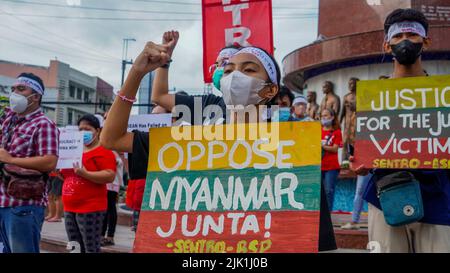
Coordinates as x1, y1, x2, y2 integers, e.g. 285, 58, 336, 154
0, 73, 59, 253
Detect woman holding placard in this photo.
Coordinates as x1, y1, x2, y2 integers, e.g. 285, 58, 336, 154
100, 31, 338, 252
60, 114, 116, 253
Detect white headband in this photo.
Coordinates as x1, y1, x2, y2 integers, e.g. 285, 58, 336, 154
217, 48, 239, 61
293, 96, 308, 105
13, 77, 44, 95
386, 21, 426, 42
234, 47, 278, 85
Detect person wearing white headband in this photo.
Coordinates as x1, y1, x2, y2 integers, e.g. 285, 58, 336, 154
102, 30, 282, 154
352, 9, 450, 254
211, 45, 241, 91
383, 9, 431, 69
10, 73, 45, 115
220, 46, 280, 111
101, 31, 338, 253
289, 95, 313, 122
0, 72, 59, 253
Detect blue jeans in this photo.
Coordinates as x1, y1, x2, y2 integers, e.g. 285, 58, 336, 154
0, 205, 45, 253
352, 174, 372, 223
322, 170, 339, 211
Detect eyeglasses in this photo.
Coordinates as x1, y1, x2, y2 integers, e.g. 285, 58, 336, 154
209, 59, 231, 74
11, 85, 29, 92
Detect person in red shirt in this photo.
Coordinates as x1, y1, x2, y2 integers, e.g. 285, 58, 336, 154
61, 114, 116, 253
321, 108, 343, 212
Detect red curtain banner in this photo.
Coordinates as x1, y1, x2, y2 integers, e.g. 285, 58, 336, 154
202, 0, 274, 83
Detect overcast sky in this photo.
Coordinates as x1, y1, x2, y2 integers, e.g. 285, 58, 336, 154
0, 0, 319, 93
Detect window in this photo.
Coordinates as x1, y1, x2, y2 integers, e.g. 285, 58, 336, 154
76, 88, 82, 100
84, 91, 89, 102
68, 110, 73, 125
69, 86, 75, 98
101, 98, 108, 111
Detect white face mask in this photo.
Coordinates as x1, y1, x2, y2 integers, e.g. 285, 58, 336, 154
9, 92, 36, 114
220, 71, 268, 107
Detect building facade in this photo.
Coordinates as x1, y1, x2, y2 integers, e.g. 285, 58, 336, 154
0, 60, 114, 126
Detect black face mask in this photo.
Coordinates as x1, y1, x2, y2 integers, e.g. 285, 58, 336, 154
390, 40, 423, 66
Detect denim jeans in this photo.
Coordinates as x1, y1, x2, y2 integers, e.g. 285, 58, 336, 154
322, 170, 339, 211
0, 205, 45, 253
352, 174, 372, 223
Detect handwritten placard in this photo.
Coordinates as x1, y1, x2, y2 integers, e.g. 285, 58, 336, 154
133, 122, 322, 253
56, 128, 83, 169
355, 75, 450, 169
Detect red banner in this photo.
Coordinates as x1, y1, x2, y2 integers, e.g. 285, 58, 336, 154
202, 0, 274, 83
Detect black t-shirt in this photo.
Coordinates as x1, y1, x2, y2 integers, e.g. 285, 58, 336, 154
174, 93, 226, 125
128, 129, 149, 180
129, 93, 336, 251
128, 93, 225, 179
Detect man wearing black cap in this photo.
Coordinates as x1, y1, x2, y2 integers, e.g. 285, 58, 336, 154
0, 73, 59, 253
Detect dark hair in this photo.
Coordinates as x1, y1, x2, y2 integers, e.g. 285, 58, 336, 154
17, 72, 44, 104
257, 47, 281, 88
78, 114, 100, 129
384, 9, 429, 35
237, 46, 281, 87
176, 90, 189, 96
322, 108, 341, 130
278, 86, 295, 106
231, 46, 281, 106
17, 73, 45, 93
349, 77, 360, 82
308, 91, 317, 99
324, 81, 334, 91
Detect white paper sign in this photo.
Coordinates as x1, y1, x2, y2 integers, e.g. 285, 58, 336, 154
127, 114, 172, 132
57, 128, 83, 169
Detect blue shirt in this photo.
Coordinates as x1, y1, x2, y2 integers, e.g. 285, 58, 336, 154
364, 169, 450, 226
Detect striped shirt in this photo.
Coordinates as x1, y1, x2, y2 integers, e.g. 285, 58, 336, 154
0, 107, 59, 207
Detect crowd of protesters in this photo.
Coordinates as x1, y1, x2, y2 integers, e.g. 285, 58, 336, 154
0, 8, 448, 254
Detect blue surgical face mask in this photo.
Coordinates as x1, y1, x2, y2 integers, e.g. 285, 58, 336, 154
83, 131, 94, 146
277, 107, 292, 122
321, 118, 333, 127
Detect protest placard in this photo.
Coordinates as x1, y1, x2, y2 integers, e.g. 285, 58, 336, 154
355, 75, 450, 169
56, 128, 83, 169
127, 114, 172, 132
133, 122, 322, 253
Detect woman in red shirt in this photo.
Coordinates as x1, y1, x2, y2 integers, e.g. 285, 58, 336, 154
61, 114, 116, 253
321, 108, 343, 212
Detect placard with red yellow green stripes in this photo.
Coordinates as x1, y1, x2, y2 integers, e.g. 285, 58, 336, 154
355, 75, 450, 169
133, 122, 322, 253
